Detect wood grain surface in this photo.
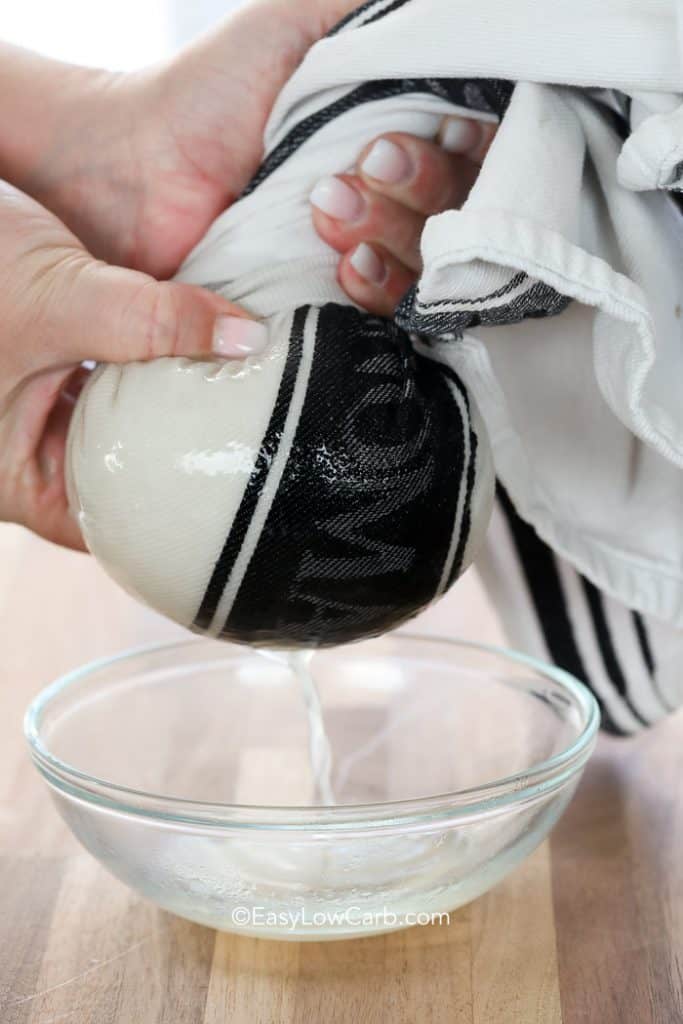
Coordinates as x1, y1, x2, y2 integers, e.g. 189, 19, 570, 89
1, 524, 682, 1024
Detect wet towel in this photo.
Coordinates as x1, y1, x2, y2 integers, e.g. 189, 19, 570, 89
177, 0, 683, 632
69, 0, 683, 728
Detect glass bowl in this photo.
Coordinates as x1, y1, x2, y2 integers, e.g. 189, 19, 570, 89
24, 634, 598, 941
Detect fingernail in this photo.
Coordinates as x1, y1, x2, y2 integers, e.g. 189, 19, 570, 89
350, 243, 387, 285
361, 138, 412, 184
212, 316, 269, 357
439, 117, 481, 154
310, 176, 364, 221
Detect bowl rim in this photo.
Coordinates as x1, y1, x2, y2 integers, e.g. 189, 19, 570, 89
24, 634, 600, 832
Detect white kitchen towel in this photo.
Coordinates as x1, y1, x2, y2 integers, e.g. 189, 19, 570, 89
476, 484, 683, 735
178, 0, 683, 632
410, 80, 683, 628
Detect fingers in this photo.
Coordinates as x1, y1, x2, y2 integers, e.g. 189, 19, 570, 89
355, 131, 480, 215
310, 132, 481, 264
338, 243, 416, 318
1, 367, 87, 550
0, 181, 270, 552
311, 175, 426, 271
311, 115, 497, 318
437, 115, 497, 164
0, 182, 267, 371
35, 385, 89, 551
28, 258, 268, 369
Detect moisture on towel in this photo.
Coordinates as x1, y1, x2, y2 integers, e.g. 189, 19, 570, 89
67, 0, 683, 724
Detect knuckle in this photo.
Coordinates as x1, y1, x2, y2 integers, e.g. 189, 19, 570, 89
129, 280, 180, 360
360, 192, 421, 259
387, 273, 416, 308
397, 213, 424, 260
410, 158, 455, 214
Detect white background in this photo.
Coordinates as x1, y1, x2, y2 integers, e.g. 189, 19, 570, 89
2, 0, 245, 68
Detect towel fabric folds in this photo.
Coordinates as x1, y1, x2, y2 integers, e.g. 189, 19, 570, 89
71, 0, 683, 730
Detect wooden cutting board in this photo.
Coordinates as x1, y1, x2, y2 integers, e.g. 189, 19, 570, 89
1, 525, 682, 1023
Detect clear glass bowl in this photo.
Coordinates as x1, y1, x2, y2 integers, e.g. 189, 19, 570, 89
25, 634, 598, 940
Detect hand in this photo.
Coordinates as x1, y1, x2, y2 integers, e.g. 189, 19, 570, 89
2, 0, 360, 280
0, 0, 360, 550
0, 183, 260, 550
311, 116, 496, 316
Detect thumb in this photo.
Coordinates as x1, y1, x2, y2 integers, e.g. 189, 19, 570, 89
46, 257, 269, 364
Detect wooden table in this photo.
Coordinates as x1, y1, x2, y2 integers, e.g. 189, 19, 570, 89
2, 524, 682, 1024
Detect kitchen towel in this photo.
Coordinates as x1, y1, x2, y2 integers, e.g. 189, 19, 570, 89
72, 0, 683, 728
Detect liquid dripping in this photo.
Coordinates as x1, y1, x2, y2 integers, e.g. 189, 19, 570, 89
286, 649, 336, 806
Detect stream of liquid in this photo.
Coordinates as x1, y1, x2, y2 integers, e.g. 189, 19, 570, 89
286, 650, 336, 806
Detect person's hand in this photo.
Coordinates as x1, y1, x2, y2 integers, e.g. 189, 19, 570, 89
0, 182, 264, 550
0, 0, 360, 550
311, 116, 496, 315
0, 0, 491, 553
1, 0, 359, 280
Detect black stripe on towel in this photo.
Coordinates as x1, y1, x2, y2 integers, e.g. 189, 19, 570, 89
452, 422, 477, 584
631, 609, 675, 713
361, 0, 414, 28
221, 306, 468, 646
411, 271, 530, 311
327, 0, 413, 35
581, 578, 648, 727
193, 308, 307, 630
496, 484, 618, 734
631, 609, 656, 676
435, 361, 477, 587
326, 0, 382, 35
396, 278, 571, 336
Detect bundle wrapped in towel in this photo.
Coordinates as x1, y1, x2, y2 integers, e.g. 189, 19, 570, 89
68, 0, 683, 727
67, 304, 493, 646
